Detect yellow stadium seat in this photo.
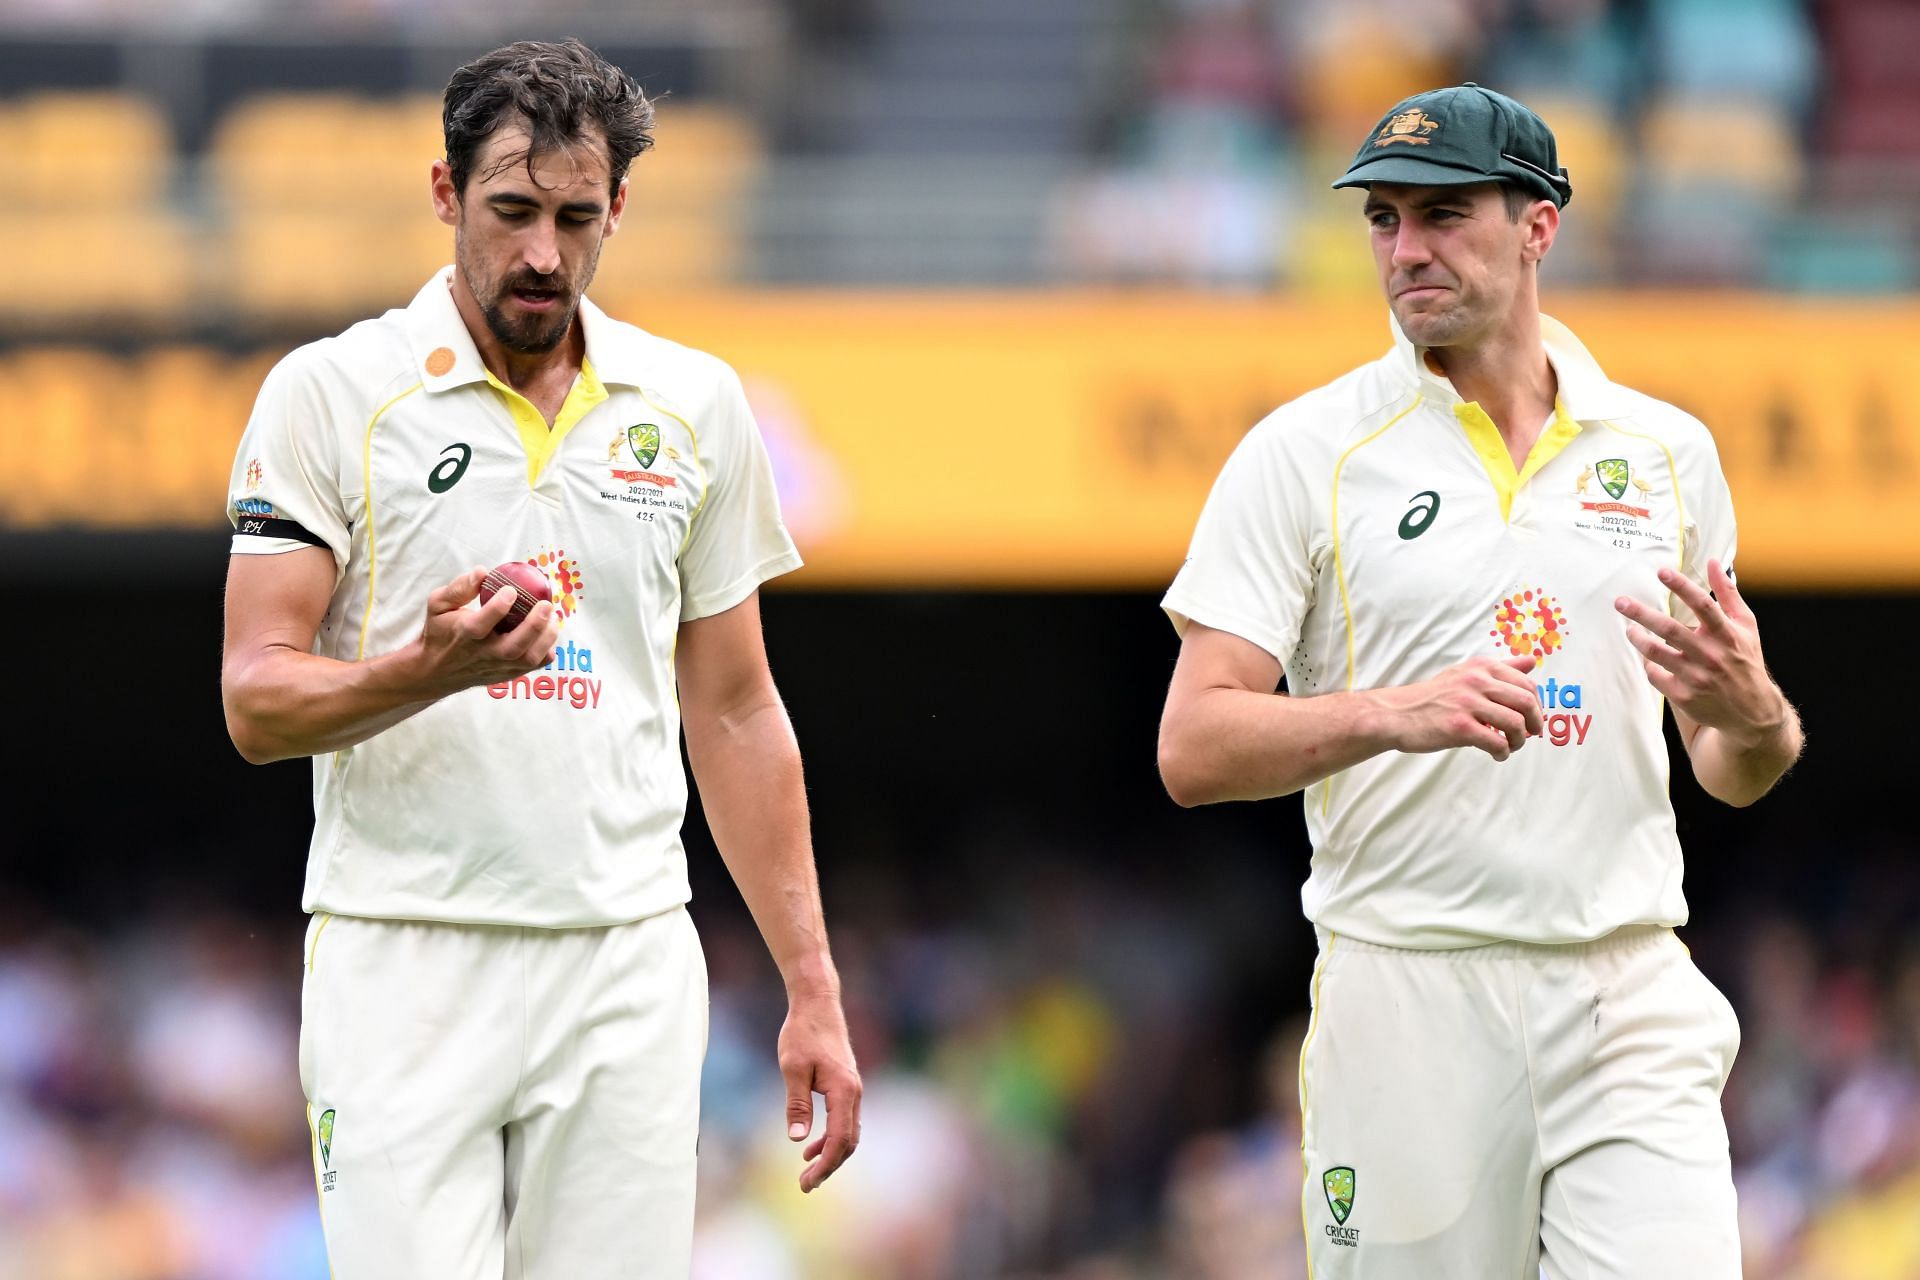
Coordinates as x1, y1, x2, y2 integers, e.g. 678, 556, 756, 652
1294, 14, 1455, 141
228, 212, 451, 318
211, 94, 766, 310
229, 94, 446, 212
1640, 98, 1802, 198
214, 94, 412, 211
0, 348, 125, 526
593, 213, 750, 289
1286, 209, 1379, 296
639, 103, 765, 200
0, 210, 193, 325
1523, 95, 1627, 226
357, 94, 445, 206
17, 91, 171, 208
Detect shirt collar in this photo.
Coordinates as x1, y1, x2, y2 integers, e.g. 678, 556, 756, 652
401, 266, 656, 392
1386, 311, 1636, 423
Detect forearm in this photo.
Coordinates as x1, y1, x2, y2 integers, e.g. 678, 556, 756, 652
222, 644, 437, 765
1159, 686, 1396, 807
686, 697, 838, 997
1688, 700, 1803, 808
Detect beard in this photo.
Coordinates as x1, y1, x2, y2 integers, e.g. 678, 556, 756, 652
479, 281, 577, 354
457, 231, 604, 356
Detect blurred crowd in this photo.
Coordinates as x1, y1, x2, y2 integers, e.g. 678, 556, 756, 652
6, 0, 1919, 299
2, 878, 1915, 1279
1061, 0, 1917, 291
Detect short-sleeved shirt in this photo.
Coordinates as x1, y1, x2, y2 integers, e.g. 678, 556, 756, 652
1164, 316, 1737, 949
227, 269, 802, 928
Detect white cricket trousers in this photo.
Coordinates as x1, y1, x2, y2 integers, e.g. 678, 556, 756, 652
1298, 924, 1742, 1278
299, 907, 708, 1280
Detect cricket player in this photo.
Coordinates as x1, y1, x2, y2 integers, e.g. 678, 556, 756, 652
219, 40, 859, 1279
1157, 84, 1802, 1276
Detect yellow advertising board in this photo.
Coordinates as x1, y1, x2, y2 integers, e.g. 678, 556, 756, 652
2, 294, 1916, 587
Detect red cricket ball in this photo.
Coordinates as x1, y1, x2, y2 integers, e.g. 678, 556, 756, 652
478, 561, 552, 635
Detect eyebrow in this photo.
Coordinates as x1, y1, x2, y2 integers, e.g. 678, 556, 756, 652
485, 191, 607, 217
1364, 190, 1475, 217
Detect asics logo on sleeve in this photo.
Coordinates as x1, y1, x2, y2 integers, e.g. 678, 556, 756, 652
1398, 490, 1441, 539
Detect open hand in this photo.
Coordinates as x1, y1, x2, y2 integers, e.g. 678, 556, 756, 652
1615, 561, 1787, 746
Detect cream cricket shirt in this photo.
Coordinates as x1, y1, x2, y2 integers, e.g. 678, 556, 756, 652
228, 269, 801, 928
1164, 317, 1737, 948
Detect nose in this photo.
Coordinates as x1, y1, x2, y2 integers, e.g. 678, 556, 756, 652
523, 219, 562, 276
1391, 220, 1431, 270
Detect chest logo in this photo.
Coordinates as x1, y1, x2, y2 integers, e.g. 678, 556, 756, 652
1397, 490, 1441, 540
627, 423, 661, 468
1490, 586, 1570, 666
1595, 457, 1629, 499
484, 549, 602, 712
1574, 456, 1663, 546
427, 442, 473, 494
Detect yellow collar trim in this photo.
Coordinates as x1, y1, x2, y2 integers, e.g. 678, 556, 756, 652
1454, 398, 1582, 522
484, 356, 609, 488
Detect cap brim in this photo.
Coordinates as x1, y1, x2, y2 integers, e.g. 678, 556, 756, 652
1331, 155, 1501, 192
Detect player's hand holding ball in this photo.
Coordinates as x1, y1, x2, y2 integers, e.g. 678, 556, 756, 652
478, 561, 552, 635
407, 564, 563, 696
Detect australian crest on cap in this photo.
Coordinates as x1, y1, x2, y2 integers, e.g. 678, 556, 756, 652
1374, 108, 1439, 147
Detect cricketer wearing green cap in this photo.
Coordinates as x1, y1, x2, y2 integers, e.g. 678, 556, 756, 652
1332, 82, 1573, 208
1159, 83, 1801, 1277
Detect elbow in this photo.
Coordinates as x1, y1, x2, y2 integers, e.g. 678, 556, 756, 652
233, 741, 280, 768
225, 714, 278, 766
1697, 765, 1780, 809
1702, 778, 1766, 810
222, 685, 285, 766
1157, 728, 1212, 809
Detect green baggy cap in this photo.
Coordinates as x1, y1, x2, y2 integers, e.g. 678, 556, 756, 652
1332, 83, 1572, 208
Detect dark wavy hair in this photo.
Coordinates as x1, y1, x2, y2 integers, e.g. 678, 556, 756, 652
443, 39, 655, 198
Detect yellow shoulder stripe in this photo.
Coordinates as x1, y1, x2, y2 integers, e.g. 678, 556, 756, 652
356, 382, 425, 662
1323, 397, 1423, 818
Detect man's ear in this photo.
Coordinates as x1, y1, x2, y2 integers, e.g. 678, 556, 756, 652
431, 159, 461, 228
1522, 199, 1559, 265
604, 175, 630, 238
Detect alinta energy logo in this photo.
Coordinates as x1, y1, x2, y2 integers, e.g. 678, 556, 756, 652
485, 548, 602, 711
1489, 587, 1591, 747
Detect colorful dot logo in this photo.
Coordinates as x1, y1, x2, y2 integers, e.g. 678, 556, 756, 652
1490, 587, 1569, 667
244, 458, 264, 493
528, 549, 586, 623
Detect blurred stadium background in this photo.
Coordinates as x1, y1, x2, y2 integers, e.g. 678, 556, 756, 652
3, 0, 1919, 1276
